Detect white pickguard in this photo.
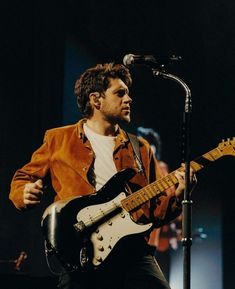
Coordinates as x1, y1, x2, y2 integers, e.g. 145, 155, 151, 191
76, 192, 152, 266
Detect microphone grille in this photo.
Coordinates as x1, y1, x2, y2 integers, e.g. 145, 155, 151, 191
123, 54, 134, 66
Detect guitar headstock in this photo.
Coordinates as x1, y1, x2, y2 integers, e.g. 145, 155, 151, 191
218, 137, 235, 156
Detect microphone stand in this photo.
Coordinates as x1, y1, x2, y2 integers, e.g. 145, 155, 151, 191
152, 68, 192, 289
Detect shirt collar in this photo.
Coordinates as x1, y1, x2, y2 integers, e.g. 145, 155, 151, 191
76, 118, 129, 144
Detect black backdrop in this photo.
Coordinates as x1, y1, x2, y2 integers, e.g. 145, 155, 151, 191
0, 1, 234, 288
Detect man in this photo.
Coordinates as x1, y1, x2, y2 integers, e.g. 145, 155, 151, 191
9, 63, 191, 289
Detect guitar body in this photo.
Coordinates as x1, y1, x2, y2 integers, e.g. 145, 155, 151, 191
41, 169, 152, 272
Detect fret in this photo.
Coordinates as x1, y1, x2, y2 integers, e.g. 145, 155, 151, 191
156, 181, 164, 192
147, 185, 158, 197
203, 152, 215, 162
190, 161, 203, 172
138, 192, 147, 203
134, 194, 143, 205
143, 188, 151, 199
122, 201, 132, 211
169, 173, 178, 184
163, 175, 174, 187
210, 148, 223, 160
130, 198, 140, 210
203, 148, 221, 162
126, 201, 133, 210
141, 190, 150, 201
157, 179, 169, 190
153, 182, 163, 193
144, 187, 154, 199
125, 193, 146, 210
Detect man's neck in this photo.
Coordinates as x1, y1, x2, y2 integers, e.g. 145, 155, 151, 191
86, 118, 118, 136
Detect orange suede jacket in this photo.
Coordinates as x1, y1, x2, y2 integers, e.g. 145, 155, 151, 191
9, 119, 181, 226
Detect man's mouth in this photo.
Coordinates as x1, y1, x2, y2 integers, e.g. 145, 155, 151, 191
122, 107, 130, 112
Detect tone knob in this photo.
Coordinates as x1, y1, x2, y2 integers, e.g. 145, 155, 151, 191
97, 234, 103, 241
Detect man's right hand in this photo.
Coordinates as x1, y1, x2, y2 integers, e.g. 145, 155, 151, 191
23, 179, 44, 207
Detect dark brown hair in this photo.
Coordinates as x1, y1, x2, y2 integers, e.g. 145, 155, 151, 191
74, 63, 132, 117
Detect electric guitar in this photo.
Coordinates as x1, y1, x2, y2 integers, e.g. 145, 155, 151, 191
41, 138, 235, 272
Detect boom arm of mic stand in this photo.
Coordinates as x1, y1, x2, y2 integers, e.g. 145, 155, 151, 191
152, 69, 192, 112
152, 68, 192, 289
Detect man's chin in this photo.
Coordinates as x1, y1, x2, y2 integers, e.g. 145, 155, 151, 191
121, 115, 131, 123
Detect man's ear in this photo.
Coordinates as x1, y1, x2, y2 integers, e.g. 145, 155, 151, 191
89, 92, 101, 109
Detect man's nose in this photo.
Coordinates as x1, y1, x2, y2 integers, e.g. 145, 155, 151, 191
124, 94, 132, 103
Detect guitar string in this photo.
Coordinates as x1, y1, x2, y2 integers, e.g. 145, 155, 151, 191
77, 145, 230, 227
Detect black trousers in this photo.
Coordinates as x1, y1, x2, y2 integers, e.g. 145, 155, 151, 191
57, 254, 171, 289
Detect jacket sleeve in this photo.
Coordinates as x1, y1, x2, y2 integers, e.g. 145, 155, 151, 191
9, 132, 50, 209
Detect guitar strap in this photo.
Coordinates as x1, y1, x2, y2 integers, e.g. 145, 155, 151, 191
126, 132, 143, 173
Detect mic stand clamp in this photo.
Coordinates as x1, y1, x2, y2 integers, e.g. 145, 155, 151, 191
152, 68, 192, 289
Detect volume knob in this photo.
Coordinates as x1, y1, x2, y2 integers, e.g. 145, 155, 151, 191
97, 245, 104, 251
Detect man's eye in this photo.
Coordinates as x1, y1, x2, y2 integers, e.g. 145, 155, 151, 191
116, 90, 126, 97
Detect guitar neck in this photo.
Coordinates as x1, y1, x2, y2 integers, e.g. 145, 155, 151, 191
121, 146, 226, 212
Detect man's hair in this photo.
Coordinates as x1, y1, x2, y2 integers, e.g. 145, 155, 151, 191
74, 63, 132, 117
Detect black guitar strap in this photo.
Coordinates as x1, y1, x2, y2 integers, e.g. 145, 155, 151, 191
126, 132, 143, 173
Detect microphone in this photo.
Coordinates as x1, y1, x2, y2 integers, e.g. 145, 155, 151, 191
123, 54, 181, 68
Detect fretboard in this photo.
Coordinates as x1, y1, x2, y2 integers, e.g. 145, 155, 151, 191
121, 146, 225, 212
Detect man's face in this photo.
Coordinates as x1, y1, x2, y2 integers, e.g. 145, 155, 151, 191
100, 77, 132, 124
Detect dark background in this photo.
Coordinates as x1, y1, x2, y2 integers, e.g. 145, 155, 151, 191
0, 1, 234, 288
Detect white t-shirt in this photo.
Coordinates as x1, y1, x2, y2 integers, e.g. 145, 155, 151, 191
84, 123, 117, 191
